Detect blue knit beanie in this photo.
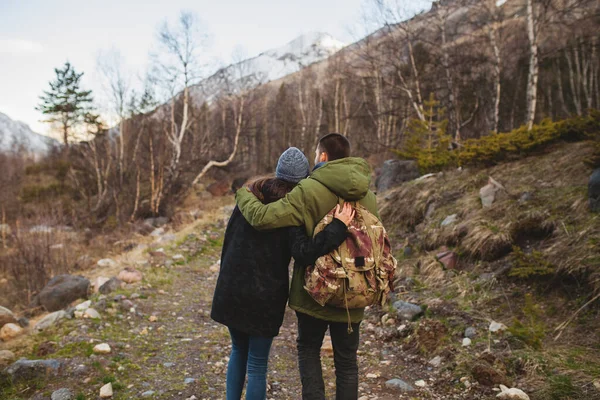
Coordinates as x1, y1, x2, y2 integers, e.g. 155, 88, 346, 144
276, 147, 310, 184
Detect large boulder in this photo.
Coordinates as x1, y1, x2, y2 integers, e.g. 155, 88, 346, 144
376, 160, 420, 193
35, 275, 90, 312
590, 168, 600, 212
4, 359, 62, 383
0, 306, 17, 327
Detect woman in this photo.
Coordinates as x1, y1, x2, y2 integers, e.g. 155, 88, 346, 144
211, 147, 354, 400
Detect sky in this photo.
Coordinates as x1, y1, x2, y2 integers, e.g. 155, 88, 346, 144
0, 0, 430, 138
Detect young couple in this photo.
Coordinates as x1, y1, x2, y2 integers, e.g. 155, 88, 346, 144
211, 133, 379, 400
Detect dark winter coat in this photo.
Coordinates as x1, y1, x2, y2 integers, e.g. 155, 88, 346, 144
210, 206, 348, 337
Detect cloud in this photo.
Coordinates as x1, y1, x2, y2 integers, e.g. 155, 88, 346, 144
0, 39, 44, 54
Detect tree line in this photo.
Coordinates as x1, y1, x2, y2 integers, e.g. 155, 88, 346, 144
31, 0, 599, 227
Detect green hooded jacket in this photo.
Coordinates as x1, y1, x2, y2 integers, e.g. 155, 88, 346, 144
235, 157, 379, 323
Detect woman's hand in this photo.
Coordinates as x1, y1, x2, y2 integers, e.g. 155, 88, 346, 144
334, 203, 355, 226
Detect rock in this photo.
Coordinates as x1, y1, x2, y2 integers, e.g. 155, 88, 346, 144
465, 327, 477, 338
99, 277, 123, 294
593, 379, 600, 391
142, 390, 155, 397
163, 362, 175, 368
392, 301, 423, 321
150, 228, 165, 237
436, 250, 459, 270
403, 247, 413, 257
472, 362, 507, 386
51, 388, 74, 400
84, 308, 101, 319
415, 380, 426, 387
519, 192, 533, 203
100, 382, 113, 398
207, 181, 231, 197
34, 310, 68, 332
97, 259, 117, 268
376, 160, 420, 193
441, 214, 458, 227
480, 177, 506, 208
0, 223, 11, 236
17, 317, 29, 328
94, 277, 111, 293
366, 373, 379, 379
489, 320, 507, 333
385, 378, 415, 392
590, 168, 600, 212
184, 377, 195, 384
0, 323, 24, 341
75, 300, 92, 311
5, 359, 62, 383
35, 275, 90, 312
496, 385, 530, 400
149, 315, 158, 322
117, 268, 143, 284
0, 350, 15, 365
428, 356, 442, 368
462, 338, 472, 347
0, 306, 17, 327
172, 254, 185, 261
121, 300, 135, 311
93, 343, 111, 354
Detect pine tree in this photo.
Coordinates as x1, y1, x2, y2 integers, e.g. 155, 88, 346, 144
396, 93, 453, 172
37, 62, 99, 146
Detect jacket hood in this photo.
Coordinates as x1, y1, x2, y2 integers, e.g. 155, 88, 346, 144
310, 157, 372, 201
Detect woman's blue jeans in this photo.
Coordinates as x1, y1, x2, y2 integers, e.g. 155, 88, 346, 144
226, 327, 274, 400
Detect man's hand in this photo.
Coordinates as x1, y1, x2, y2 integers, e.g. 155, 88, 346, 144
334, 203, 355, 226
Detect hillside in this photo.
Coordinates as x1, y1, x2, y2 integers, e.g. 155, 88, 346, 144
1, 138, 599, 399
0, 112, 57, 154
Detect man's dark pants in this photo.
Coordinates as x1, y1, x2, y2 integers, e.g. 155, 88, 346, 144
295, 311, 361, 400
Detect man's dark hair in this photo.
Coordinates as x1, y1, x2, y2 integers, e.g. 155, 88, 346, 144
317, 133, 351, 161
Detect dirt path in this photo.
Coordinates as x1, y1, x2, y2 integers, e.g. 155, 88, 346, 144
5, 207, 496, 400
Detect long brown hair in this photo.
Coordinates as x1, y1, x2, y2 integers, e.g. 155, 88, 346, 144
249, 175, 296, 204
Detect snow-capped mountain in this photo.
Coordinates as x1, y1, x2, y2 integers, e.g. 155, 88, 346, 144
0, 112, 58, 154
192, 32, 346, 100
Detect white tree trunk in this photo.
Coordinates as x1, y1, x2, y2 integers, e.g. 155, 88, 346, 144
526, 0, 539, 130
192, 96, 245, 185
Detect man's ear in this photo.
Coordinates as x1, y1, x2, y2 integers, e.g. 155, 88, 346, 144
320, 152, 329, 163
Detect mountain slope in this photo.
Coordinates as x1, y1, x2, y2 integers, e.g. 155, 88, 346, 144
192, 32, 346, 100
0, 112, 58, 153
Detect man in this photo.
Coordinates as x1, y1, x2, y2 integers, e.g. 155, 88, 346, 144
235, 133, 379, 400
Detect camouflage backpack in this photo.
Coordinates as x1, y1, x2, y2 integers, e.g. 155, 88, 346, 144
304, 203, 396, 312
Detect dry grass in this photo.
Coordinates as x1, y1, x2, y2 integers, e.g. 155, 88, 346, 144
381, 140, 600, 290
